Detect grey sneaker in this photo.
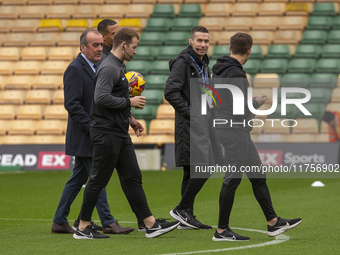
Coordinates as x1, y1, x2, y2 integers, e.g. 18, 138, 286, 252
212, 228, 250, 241
267, 217, 302, 237
73, 225, 109, 239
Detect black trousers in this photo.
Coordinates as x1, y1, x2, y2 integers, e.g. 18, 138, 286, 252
217, 129, 277, 229
79, 131, 152, 222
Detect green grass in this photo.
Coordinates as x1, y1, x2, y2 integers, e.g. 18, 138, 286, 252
0, 170, 339, 255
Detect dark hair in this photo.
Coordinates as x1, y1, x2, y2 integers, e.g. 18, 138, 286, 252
323, 111, 335, 123
113, 27, 139, 49
230, 32, 253, 55
97, 19, 117, 35
80, 29, 101, 50
190, 26, 209, 39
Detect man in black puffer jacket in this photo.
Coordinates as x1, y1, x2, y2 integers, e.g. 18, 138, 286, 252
212, 32, 302, 241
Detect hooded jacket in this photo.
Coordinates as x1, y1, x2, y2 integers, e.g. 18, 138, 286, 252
212, 56, 259, 132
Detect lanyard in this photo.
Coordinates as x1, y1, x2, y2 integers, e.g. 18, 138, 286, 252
189, 54, 208, 85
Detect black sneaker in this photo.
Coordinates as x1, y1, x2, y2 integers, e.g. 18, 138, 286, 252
212, 228, 250, 241
73, 225, 109, 239
193, 215, 212, 230
177, 223, 194, 230
73, 219, 103, 231
138, 222, 146, 232
170, 207, 200, 229
267, 217, 302, 237
145, 218, 180, 238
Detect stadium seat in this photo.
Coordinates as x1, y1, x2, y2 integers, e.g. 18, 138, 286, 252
292, 118, 319, 134
29, 135, 65, 144
312, 2, 336, 16
309, 73, 338, 88
273, 30, 302, 45
285, 3, 311, 16
32, 75, 62, 90
0, 5, 20, 19
16, 105, 43, 120
280, 16, 308, 31
37, 19, 63, 33
266, 45, 291, 59
287, 58, 316, 73
0, 61, 15, 75
158, 46, 183, 60
35, 120, 65, 135
0, 120, 9, 136
156, 104, 175, 119
128, 119, 147, 136
249, 31, 273, 45
301, 30, 328, 44
198, 17, 227, 32
145, 18, 171, 32
261, 59, 288, 74
252, 17, 280, 31
139, 32, 164, 46
3, 33, 32, 47
119, 18, 143, 32
125, 60, 151, 75
258, 2, 286, 16
65, 19, 89, 32
25, 90, 51, 105
262, 119, 291, 134
0, 76, 6, 90
5, 76, 33, 90
142, 134, 174, 144
152, 4, 175, 18
53, 0, 78, 4
125, 4, 154, 18
307, 16, 333, 30
252, 88, 276, 104
40, 61, 69, 75
295, 103, 325, 119
257, 134, 289, 143
164, 32, 189, 46
150, 61, 170, 75
21, 47, 47, 61
130, 105, 157, 121
333, 16, 340, 29
149, 119, 175, 135
48, 47, 73, 61
286, 134, 316, 143
134, 46, 156, 61
58, 32, 80, 47
315, 59, 340, 74
0, 105, 16, 119
320, 121, 329, 134
0, 90, 24, 104
7, 120, 37, 135
27, 0, 53, 4
173, 18, 199, 31
331, 88, 340, 102
19, 5, 46, 19
243, 59, 262, 75
96, 5, 125, 19
52, 90, 64, 104
249, 45, 264, 59
0, 20, 11, 33
232, 3, 259, 17
30, 33, 58, 47
253, 73, 280, 88
178, 4, 202, 18
144, 75, 167, 90
211, 45, 229, 59
14, 61, 41, 75
326, 102, 340, 112
44, 105, 68, 120
225, 17, 253, 31
46, 5, 75, 19
0, 48, 20, 61
315, 133, 329, 143
2, 0, 27, 5
294, 44, 321, 58
73, 5, 97, 19
141, 89, 164, 104
106, 0, 130, 3
327, 30, 340, 44
1, 135, 31, 144
204, 3, 232, 17
11, 19, 40, 33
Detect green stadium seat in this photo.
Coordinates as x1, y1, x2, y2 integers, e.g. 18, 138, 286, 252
287, 59, 316, 74
134, 46, 156, 60
173, 18, 199, 31
249, 45, 263, 59
309, 73, 338, 88
270, 103, 296, 119
150, 60, 170, 75
130, 104, 157, 121
141, 89, 164, 105
311, 3, 336, 16
333, 17, 340, 29
152, 4, 175, 18
211, 45, 229, 59
294, 103, 325, 120
294, 44, 321, 58
243, 59, 261, 75
280, 73, 310, 88
300, 30, 328, 44
178, 4, 202, 18
306, 16, 333, 30
158, 46, 182, 60
260, 59, 288, 74
266, 45, 291, 59
209, 58, 218, 72
144, 18, 171, 32
321, 44, 340, 58
315, 59, 340, 74
327, 30, 340, 44
125, 60, 151, 75
164, 32, 189, 46
144, 75, 167, 90
139, 32, 164, 46
308, 88, 332, 103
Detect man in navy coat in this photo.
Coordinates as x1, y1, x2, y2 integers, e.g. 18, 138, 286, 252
51, 29, 134, 235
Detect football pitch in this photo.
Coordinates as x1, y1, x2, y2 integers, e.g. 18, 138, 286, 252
0, 169, 339, 255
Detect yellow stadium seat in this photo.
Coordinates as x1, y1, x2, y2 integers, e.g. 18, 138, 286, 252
0, 20, 11, 33
32, 75, 62, 90
0, 76, 7, 90
320, 122, 328, 134
38, 19, 63, 33
0, 120, 10, 136
125, 4, 154, 18
225, 17, 253, 31
25, 90, 51, 105
253, 73, 280, 88
0, 90, 25, 104
156, 104, 175, 119
44, 105, 68, 120
0, 48, 20, 61
21, 47, 47, 61
0, 61, 15, 75
30, 33, 58, 47
273, 30, 302, 45
204, 3, 232, 17
262, 119, 291, 134
52, 90, 64, 104
0, 105, 16, 119
79, 0, 105, 4
3, 33, 32, 47
198, 17, 227, 31
46, 5, 75, 19
16, 105, 43, 120
285, 3, 311, 16
2, 0, 27, 5
48, 47, 74, 61
27, 0, 53, 4
14, 61, 41, 75
65, 19, 89, 32
5, 76, 34, 90
7, 120, 37, 135
1, 135, 31, 144
97, 5, 126, 19
119, 19, 143, 31
73, 5, 97, 19
11, 19, 40, 33
238, 0, 262, 2
35, 120, 66, 135
19, 5, 46, 19
286, 134, 316, 143
263, 0, 288, 2
280, 16, 308, 30
214, 31, 238, 45
258, 2, 286, 16
142, 135, 175, 144
249, 31, 274, 45
58, 32, 81, 47
232, 3, 259, 17
331, 88, 340, 103
315, 133, 329, 143
0, 5, 20, 19
326, 103, 340, 112
292, 118, 319, 134
53, 0, 78, 3
130, 134, 145, 144
338, 74, 340, 87
252, 17, 280, 31
149, 119, 175, 135
257, 134, 289, 143
29, 135, 65, 144
157, 0, 183, 3
132, 0, 156, 3
128, 119, 147, 135
40, 61, 69, 75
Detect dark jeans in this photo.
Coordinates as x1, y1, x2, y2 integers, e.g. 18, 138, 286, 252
53, 156, 115, 227
217, 129, 277, 229
79, 131, 152, 222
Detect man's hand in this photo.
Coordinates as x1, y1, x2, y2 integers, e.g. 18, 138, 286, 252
254, 94, 268, 107
130, 116, 144, 137
130, 96, 146, 109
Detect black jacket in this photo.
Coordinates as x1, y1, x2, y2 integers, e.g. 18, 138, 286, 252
212, 56, 259, 132
164, 46, 211, 166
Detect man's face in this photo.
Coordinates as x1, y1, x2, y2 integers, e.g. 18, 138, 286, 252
124, 37, 139, 62
81, 31, 103, 63
190, 32, 210, 58
103, 24, 119, 48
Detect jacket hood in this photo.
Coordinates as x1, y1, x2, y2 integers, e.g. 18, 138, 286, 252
169, 45, 209, 70
212, 56, 243, 76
